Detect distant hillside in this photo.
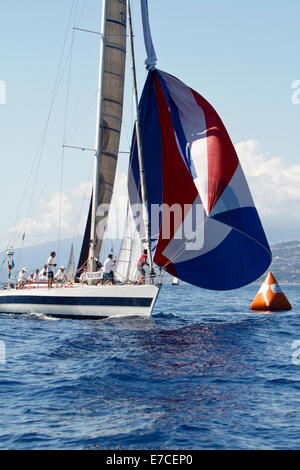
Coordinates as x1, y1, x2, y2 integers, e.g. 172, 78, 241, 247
1, 239, 299, 285
0, 237, 122, 283
0, 237, 81, 283
266, 240, 300, 283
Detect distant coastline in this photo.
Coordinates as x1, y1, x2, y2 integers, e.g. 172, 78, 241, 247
1, 238, 299, 285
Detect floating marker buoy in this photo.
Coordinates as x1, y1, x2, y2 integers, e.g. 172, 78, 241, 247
250, 272, 292, 311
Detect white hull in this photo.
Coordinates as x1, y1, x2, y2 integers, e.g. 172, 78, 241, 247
0, 284, 160, 319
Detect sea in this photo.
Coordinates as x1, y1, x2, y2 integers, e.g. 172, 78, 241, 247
0, 283, 300, 450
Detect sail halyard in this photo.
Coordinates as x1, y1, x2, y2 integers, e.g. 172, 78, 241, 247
87, 0, 127, 271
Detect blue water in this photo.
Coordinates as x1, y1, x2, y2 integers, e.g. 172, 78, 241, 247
0, 283, 300, 450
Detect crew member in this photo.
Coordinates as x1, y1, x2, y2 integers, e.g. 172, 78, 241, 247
47, 251, 57, 288
103, 254, 116, 286
137, 249, 149, 285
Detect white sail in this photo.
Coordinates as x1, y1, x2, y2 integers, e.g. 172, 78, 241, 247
128, 236, 143, 283
66, 244, 75, 279
114, 206, 132, 283
114, 203, 143, 283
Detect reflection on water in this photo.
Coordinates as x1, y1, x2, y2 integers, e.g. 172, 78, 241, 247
0, 284, 300, 449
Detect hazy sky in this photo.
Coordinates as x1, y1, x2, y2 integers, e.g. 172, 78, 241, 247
1, 0, 300, 254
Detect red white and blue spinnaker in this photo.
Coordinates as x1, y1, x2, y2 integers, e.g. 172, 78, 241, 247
128, 69, 272, 290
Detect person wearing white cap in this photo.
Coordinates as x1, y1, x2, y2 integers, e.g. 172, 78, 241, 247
17, 268, 27, 289
55, 266, 68, 284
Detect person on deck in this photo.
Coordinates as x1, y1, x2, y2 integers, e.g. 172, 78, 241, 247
17, 268, 27, 289
103, 254, 116, 286
27, 273, 35, 283
55, 266, 68, 284
47, 251, 57, 288
79, 268, 88, 285
39, 265, 48, 282
33, 269, 40, 283
137, 249, 149, 285
96, 262, 104, 286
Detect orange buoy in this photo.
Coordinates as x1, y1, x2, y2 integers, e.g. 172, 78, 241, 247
250, 272, 292, 311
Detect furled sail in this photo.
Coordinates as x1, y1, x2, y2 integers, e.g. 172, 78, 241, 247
128, 69, 272, 290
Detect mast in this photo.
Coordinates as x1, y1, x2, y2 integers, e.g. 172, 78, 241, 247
127, 0, 154, 281
88, 0, 108, 272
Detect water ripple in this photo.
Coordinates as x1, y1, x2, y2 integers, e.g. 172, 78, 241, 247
0, 284, 299, 449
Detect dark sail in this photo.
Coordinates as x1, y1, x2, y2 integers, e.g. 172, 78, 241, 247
76, 194, 92, 278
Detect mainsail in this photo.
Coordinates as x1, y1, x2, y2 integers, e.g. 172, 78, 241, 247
80, 0, 127, 269
94, 0, 127, 256
128, 69, 272, 290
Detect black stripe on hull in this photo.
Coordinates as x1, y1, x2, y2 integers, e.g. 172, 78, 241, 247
0, 295, 153, 307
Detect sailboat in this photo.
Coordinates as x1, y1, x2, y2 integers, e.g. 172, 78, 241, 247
172, 277, 179, 286
0, 0, 271, 319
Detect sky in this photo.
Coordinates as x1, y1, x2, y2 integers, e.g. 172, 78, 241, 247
1, 0, 300, 258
